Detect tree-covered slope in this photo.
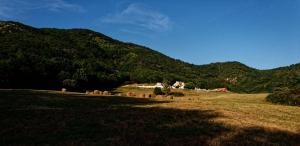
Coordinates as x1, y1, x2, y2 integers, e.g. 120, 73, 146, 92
0, 21, 202, 90
0, 21, 299, 92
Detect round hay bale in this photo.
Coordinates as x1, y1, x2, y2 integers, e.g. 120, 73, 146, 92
103, 91, 109, 95
131, 92, 136, 96
140, 93, 146, 98
62, 88, 66, 93
127, 92, 136, 97
146, 94, 153, 98
85, 91, 90, 94
94, 90, 100, 94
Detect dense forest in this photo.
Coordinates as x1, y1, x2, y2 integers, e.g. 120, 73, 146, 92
0, 21, 299, 92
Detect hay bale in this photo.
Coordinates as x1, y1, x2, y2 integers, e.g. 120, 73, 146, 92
126, 92, 136, 97
146, 94, 153, 98
94, 90, 100, 94
168, 95, 174, 99
132, 92, 136, 96
103, 91, 109, 95
99, 91, 103, 95
85, 91, 90, 94
140, 93, 146, 98
62, 88, 66, 93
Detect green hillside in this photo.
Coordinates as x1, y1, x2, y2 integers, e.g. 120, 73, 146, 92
0, 21, 299, 92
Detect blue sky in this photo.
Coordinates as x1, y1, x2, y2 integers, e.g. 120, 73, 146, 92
0, 0, 299, 69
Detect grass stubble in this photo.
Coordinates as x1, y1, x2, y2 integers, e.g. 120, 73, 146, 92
0, 88, 299, 146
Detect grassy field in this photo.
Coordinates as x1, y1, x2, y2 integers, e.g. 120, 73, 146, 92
0, 88, 299, 146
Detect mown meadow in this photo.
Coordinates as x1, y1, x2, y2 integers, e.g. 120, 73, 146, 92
0, 88, 299, 146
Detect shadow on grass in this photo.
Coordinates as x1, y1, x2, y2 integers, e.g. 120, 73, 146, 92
0, 90, 299, 146
220, 127, 300, 146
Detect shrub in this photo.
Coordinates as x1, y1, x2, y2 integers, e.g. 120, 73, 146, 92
266, 87, 300, 106
153, 87, 164, 95
185, 82, 195, 89
162, 88, 171, 95
162, 79, 171, 95
273, 87, 290, 92
62, 79, 77, 89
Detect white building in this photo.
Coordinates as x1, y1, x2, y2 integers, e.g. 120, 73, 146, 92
137, 82, 163, 89
172, 81, 185, 89
154, 82, 163, 88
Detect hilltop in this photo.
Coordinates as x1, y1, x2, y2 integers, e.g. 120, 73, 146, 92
0, 21, 299, 92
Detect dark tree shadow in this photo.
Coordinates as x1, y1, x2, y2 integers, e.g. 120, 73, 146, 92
0, 90, 299, 146
220, 127, 300, 146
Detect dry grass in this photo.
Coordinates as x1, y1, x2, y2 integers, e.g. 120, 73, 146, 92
0, 88, 299, 146
117, 86, 300, 133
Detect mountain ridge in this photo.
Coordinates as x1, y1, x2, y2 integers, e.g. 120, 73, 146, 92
0, 21, 299, 92
1, 20, 298, 69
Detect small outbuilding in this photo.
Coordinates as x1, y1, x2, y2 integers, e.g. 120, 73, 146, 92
172, 81, 185, 89
213, 88, 229, 92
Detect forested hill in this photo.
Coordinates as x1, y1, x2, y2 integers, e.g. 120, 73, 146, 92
0, 21, 299, 92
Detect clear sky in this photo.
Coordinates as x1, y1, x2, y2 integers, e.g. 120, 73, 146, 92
0, 0, 299, 69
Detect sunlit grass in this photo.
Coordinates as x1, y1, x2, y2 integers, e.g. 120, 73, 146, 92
0, 88, 299, 145
119, 87, 300, 133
